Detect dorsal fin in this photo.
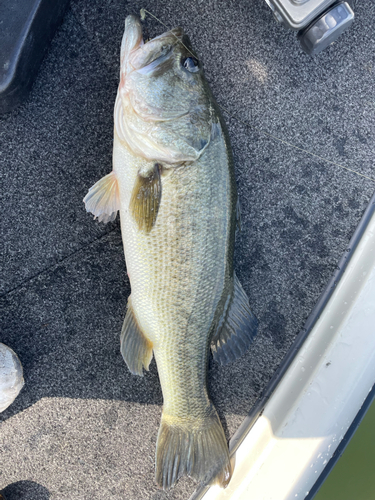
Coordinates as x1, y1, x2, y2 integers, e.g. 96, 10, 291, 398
211, 274, 258, 365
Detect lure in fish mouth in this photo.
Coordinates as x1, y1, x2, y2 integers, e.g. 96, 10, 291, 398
84, 14, 258, 490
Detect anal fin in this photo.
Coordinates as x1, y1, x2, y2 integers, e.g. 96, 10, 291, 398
211, 274, 258, 365
83, 171, 120, 223
120, 298, 153, 376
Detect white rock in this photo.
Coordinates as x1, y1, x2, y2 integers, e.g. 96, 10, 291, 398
0, 343, 24, 412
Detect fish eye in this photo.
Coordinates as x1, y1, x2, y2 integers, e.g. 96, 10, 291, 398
182, 57, 199, 73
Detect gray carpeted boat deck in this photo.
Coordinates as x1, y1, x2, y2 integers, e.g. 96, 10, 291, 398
1, 0, 374, 498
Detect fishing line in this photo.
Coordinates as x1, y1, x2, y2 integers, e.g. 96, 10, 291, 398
140, 9, 197, 59
218, 104, 375, 183
140, 9, 375, 184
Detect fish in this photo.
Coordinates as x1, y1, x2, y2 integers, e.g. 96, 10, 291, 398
84, 15, 258, 489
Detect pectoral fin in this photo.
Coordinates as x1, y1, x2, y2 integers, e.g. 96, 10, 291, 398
211, 274, 258, 365
130, 163, 162, 233
120, 298, 153, 376
83, 171, 120, 223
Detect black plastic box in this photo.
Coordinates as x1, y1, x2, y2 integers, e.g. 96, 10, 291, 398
0, 0, 70, 114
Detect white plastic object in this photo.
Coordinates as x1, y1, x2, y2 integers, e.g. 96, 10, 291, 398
0, 343, 24, 412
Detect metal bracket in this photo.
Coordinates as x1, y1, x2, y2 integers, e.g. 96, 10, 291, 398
265, 0, 355, 55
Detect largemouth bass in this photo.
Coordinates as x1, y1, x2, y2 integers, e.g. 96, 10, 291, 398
84, 15, 258, 489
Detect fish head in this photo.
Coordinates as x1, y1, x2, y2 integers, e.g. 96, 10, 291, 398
115, 15, 214, 164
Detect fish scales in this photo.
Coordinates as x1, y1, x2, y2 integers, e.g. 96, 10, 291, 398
115, 122, 234, 415
84, 14, 258, 490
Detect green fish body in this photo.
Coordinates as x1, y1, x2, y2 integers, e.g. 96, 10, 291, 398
84, 15, 258, 490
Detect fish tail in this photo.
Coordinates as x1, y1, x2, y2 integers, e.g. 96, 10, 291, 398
155, 406, 232, 490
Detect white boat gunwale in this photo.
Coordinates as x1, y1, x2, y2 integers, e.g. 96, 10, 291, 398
191, 189, 375, 500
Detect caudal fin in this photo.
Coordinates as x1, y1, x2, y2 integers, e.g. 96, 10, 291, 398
155, 408, 232, 490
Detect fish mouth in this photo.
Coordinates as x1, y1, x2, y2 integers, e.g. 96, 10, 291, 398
118, 16, 192, 125
121, 15, 187, 75
120, 15, 144, 73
